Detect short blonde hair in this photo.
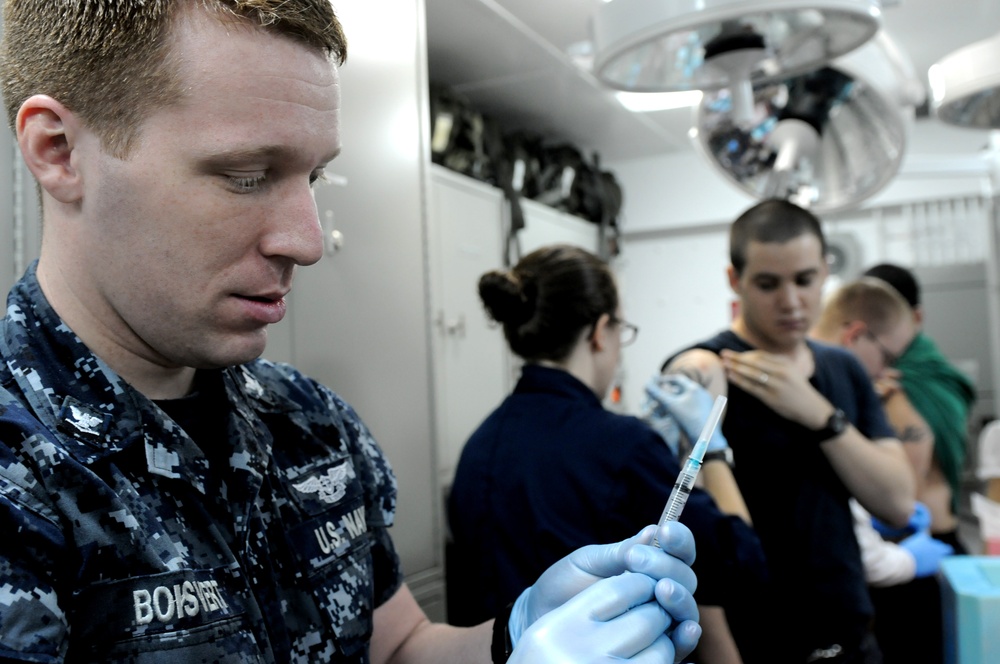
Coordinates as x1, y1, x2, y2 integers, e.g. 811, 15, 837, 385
817, 277, 911, 337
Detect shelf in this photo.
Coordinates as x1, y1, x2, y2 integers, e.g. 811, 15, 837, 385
424, 0, 694, 162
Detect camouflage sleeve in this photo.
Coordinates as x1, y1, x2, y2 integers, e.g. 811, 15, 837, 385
0, 425, 70, 661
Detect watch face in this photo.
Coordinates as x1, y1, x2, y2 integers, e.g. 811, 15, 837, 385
830, 409, 848, 434
815, 408, 848, 444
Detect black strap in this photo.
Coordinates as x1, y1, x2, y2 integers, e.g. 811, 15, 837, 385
482, 130, 525, 267
491, 601, 515, 663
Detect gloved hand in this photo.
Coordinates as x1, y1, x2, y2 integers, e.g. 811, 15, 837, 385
508, 572, 699, 663
872, 501, 931, 540
900, 531, 954, 577
509, 522, 700, 662
643, 374, 729, 455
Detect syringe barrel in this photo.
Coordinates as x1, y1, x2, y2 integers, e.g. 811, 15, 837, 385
652, 461, 701, 546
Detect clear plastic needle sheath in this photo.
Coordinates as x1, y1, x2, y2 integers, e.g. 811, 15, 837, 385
653, 395, 728, 546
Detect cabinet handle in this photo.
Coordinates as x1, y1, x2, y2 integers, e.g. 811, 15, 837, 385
322, 210, 345, 256
435, 312, 466, 338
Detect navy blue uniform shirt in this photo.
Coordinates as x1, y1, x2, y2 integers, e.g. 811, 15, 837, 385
447, 364, 766, 632
0, 264, 402, 663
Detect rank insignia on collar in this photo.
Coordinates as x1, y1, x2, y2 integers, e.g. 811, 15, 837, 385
57, 395, 111, 442
241, 369, 265, 399
67, 404, 103, 435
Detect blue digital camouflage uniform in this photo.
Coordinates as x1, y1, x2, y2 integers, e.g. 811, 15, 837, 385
0, 264, 403, 663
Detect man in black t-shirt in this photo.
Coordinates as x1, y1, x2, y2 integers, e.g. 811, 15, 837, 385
663, 199, 916, 663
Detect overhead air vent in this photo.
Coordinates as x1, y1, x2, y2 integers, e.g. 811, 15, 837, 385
825, 232, 864, 278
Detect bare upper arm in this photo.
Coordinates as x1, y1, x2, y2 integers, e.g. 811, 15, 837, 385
664, 349, 728, 399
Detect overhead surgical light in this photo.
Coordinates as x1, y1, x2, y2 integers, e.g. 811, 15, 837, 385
692, 30, 923, 213
592, 0, 882, 123
929, 31, 1000, 129
615, 90, 704, 112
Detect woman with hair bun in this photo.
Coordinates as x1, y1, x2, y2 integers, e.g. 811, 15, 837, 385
478, 244, 626, 398
447, 245, 767, 663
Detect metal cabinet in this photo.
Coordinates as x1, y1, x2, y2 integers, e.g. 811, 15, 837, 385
427, 165, 601, 489
427, 166, 511, 490
280, 0, 445, 617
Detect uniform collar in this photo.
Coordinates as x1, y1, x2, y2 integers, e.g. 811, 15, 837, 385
0, 264, 298, 488
515, 363, 604, 408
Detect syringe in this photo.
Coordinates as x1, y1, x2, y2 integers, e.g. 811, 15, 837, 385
653, 395, 728, 547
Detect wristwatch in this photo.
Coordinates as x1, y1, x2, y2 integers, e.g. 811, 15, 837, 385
491, 602, 514, 663
813, 408, 848, 444
703, 447, 734, 467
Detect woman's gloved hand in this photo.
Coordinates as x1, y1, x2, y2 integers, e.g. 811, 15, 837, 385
643, 374, 729, 455
508, 522, 700, 662
900, 531, 954, 577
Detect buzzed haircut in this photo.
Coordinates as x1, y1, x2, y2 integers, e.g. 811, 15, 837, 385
729, 198, 827, 275
863, 263, 920, 309
0, 0, 347, 158
816, 277, 911, 337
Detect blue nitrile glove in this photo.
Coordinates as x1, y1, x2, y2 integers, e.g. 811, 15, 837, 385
872, 501, 931, 540
508, 572, 697, 663
641, 383, 682, 456
900, 531, 954, 577
643, 374, 729, 454
508, 522, 700, 663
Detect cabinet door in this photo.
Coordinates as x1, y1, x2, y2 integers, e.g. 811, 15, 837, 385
0, 125, 42, 295
286, 0, 439, 576
428, 167, 510, 487
518, 198, 601, 256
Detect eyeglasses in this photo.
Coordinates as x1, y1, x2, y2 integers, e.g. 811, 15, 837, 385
611, 317, 639, 347
864, 329, 899, 367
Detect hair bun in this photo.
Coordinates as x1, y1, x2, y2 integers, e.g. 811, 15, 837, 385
478, 270, 534, 325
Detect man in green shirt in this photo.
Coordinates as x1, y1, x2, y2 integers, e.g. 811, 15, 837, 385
863, 263, 977, 553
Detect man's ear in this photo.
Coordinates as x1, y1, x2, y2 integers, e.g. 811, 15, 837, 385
590, 313, 612, 352
726, 264, 740, 293
16, 94, 85, 204
842, 319, 866, 348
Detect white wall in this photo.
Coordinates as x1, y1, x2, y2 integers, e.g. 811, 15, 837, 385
613, 228, 733, 411
287, 0, 442, 587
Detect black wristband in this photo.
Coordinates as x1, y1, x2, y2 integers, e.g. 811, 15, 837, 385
813, 408, 848, 444
703, 447, 734, 467
491, 601, 515, 663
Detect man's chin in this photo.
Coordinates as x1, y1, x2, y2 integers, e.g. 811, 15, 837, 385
765, 330, 806, 352
194, 333, 269, 369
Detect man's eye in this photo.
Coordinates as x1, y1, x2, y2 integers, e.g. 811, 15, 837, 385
309, 169, 328, 187
227, 174, 267, 193
755, 281, 778, 291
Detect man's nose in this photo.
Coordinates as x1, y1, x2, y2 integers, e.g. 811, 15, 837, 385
260, 184, 325, 266
777, 282, 800, 308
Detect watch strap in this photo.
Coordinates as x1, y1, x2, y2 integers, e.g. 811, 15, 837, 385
814, 408, 848, 444
702, 448, 733, 467
491, 601, 515, 663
